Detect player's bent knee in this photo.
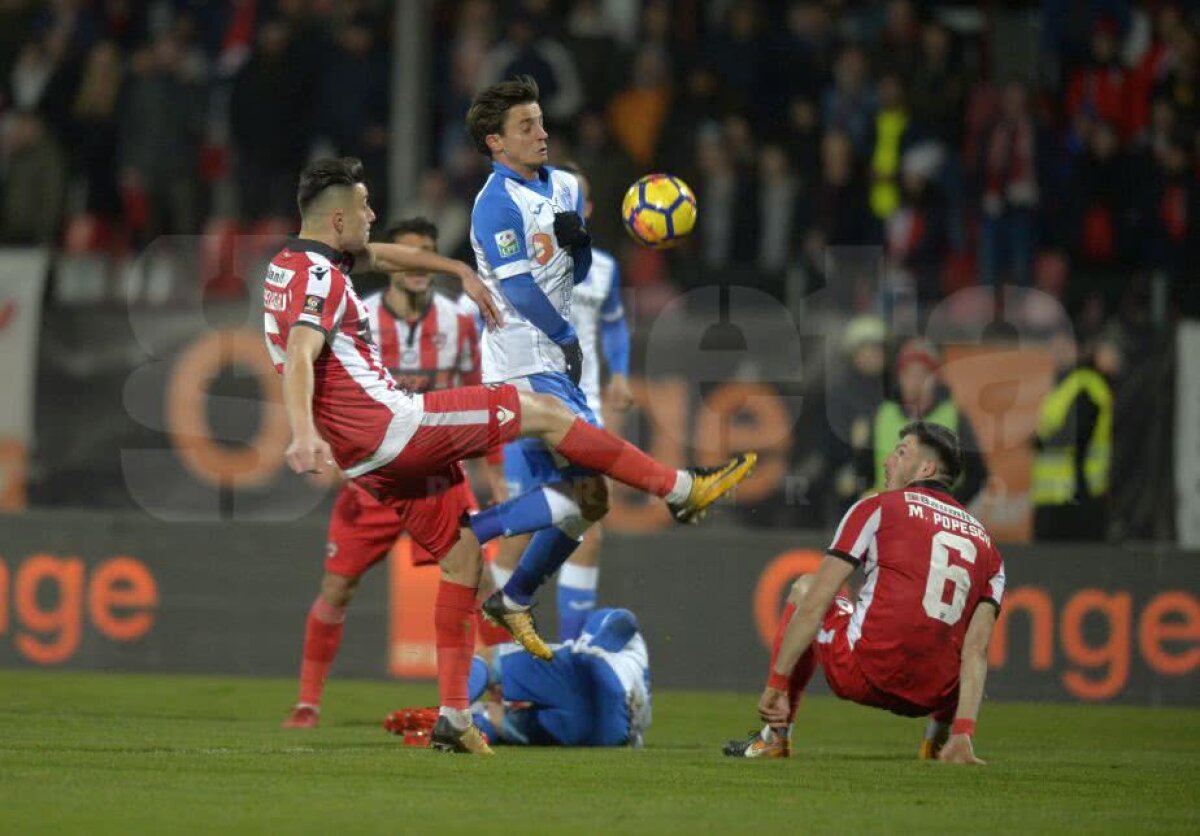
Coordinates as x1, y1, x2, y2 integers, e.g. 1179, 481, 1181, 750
516, 391, 573, 434
320, 573, 360, 608
577, 476, 609, 522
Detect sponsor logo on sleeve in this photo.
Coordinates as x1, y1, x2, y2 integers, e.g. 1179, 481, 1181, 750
495, 229, 519, 258
266, 264, 294, 288
304, 295, 324, 314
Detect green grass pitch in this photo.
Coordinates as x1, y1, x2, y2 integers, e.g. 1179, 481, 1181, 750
1, 670, 1197, 835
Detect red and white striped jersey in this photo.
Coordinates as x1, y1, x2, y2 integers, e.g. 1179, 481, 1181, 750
363, 290, 480, 393
826, 481, 1006, 708
262, 239, 422, 478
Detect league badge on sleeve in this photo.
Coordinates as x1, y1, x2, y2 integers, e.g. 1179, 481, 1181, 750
304, 295, 324, 314
495, 229, 519, 258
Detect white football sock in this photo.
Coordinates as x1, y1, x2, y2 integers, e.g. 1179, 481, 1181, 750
665, 471, 693, 504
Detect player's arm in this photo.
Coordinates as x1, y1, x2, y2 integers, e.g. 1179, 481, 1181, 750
555, 179, 592, 284
599, 261, 633, 411
771, 555, 855, 686
939, 601, 998, 765
282, 324, 334, 475
475, 193, 583, 383
362, 242, 502, 330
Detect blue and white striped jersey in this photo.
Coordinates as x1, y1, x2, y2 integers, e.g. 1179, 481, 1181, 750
470, 161, 584, 383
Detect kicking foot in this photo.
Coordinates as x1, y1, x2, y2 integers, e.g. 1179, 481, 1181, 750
722, 726, 790, 759
481, 591, 553, 660
282, 704, 319, 729
670, 452, 758, 524
429, 716, 494, 755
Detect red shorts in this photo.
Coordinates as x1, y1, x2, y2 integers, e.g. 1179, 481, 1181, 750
816, 597, 955, 719
348, 385, 521, 564
324, 479, 482, 577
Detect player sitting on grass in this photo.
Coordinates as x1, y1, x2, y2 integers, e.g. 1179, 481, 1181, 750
387, 607, 650, 747
723, 423, 1005, 764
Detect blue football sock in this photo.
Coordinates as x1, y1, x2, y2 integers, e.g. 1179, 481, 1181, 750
470, 489, 553, 543
556, 585, 597, 642
503, 528, 581, 606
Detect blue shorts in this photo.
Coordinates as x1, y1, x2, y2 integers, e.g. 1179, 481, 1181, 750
504, 372, 600, 495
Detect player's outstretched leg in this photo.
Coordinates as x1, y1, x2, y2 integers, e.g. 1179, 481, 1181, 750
515, 391, 757, 524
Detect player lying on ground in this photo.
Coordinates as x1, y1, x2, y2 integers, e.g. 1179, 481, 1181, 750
487, 161, 633, 642
723, 422, 1005, 764
386, 607, 651, 747
283, 217, 505, 729
265, 157, 754, 753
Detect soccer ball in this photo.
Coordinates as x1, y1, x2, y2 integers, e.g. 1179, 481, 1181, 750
621, 174, 697, 249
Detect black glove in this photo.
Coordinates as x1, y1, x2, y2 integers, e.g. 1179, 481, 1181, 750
553, 211, 591, 255
560, 337, 583, 386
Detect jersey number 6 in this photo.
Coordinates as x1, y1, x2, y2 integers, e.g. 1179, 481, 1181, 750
922, 531, 977, 626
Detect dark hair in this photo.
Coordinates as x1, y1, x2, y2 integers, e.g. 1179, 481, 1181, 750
297, 157, 364, 215
465, 75, 540, 156
384, 216, 439, 244
899, 421, 963, 485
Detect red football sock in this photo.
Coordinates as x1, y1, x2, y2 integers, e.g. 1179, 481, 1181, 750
435, 580, 476, 710
474, 610, 511, 647
555, 418, 678, 498
297, 597, 346, 706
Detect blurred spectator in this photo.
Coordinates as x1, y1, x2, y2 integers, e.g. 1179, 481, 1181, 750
822, 45, 876, 156
755, 144, 805, 276
825, 315, 887, 517
859, 338, 988, 506
315, 19, 389, 218
1065, 18, 1133, 142
804, 130, 878, 287
1040, 0, 1131, 83
230, 20, 315, 222
1154, 25, 1199, 135
398, 170, 470, 260
1127, 4, 1184, 138
783, 96, 822, 179
657, 66, 721, 181
480, 14, 583, 128
870, 0, 921, 83
69, 40, 122, 221
886, 143, 949, 309
117, 33, 207, 241
1069, 120, 1134, 312
980, 81, 1039, 287
1031, 329, 1115, 542
572, 110, 636, 250
564, 0, 622, 112
707, 1, 763, 120
909, 21, 968, 149
1142, 128, 1195, 282
760, 1, 835, 123
1, 110, 66, 244
8, 29, 80, 140
695, 127, 755, 273
867, 71, 913, 220
607, 43, 671, 167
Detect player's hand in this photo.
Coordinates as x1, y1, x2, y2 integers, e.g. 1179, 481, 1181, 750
757, 686, 790, 726
286, 428, 334, 475
561, 337, 583, 386
938, 734, 986, 765
606, 374, 634, 412
553, 211, 591, 254
458, 265, 503, 331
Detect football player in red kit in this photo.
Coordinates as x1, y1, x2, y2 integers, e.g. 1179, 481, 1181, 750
282, 216, 506, 731
724, 422, 1005, 764
266, 158, 755, 754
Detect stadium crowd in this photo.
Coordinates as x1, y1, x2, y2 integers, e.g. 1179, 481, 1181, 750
0, 0, 1189, 538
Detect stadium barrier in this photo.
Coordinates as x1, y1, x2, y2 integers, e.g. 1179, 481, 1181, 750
1, 510, 1196, 706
